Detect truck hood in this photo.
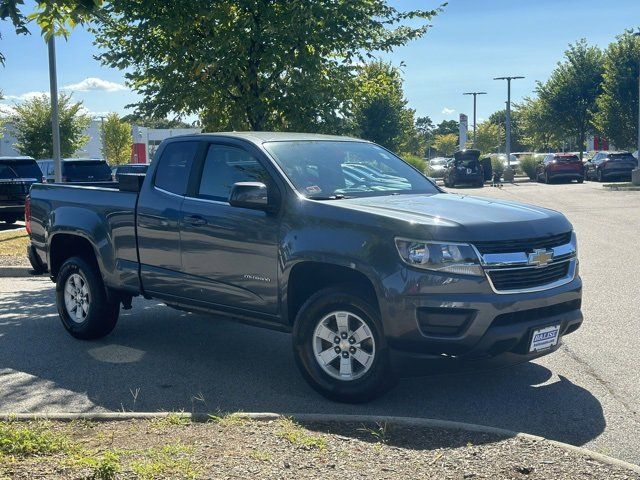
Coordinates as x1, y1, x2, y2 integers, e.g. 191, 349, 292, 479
333, 193, 572, 241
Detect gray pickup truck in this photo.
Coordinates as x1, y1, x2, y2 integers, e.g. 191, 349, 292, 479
27, 132, 583, 402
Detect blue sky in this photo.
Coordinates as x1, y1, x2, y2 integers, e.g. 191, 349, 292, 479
1, 0, 639, 125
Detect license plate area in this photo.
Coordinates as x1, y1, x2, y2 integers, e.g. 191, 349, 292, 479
529, 324, 561, 353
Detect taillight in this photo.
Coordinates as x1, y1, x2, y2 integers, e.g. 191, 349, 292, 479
41, 175, 46, 183
25, 195, 32, 235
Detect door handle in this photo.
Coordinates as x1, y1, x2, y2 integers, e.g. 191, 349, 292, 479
184, 215, 207, 227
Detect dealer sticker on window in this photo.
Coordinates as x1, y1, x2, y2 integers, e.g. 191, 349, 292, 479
529, 324, 561, 352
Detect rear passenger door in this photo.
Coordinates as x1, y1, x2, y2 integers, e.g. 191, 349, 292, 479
179, 141, 281, 314
137, 140, 202, 298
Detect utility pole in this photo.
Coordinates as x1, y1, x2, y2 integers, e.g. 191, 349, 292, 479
634, 32, 640, 185
494, 76, 524, 180
48, 36, 62, 182
463, 92, 487, 148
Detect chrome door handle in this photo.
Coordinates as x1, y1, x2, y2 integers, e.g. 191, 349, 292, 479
184, 215, 207, 227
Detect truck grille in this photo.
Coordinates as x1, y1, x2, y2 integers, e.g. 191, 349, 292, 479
474, 232, 572, 254
487, 261, 570, 291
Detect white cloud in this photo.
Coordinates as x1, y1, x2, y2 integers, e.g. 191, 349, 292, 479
0, 104, 16, 116
62, 77, 126, 92
4, 91, 48, 101
442, 107, 456, 115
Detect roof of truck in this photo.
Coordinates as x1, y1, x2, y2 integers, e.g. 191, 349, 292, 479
176, 131, 367, 144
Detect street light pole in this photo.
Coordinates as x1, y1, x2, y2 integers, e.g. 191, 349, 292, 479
48, 36, 62, 182
494, 76, 524, 180
463, 92, 487, 148
634, 32, 640, 185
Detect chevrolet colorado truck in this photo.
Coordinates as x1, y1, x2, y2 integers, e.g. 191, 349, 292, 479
27, 132, 583, 402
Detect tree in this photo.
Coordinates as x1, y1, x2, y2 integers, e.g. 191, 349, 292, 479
351, 61, 420, 153
432, 133, 458, 156
0, 0, 103, 65
487, 108, 528, 152
11, 92, 90, 159
536, 39, 604, 158
433, 119, 459, 136
121, 114, 194, 129
594, 30, 640, 150
101, 113, 131, 165
93, 1, 442, 131
474, 121, 503, 155
518, 97, 561, 152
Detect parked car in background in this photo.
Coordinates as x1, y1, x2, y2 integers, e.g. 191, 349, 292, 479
0, 156, 42, 224
584, 151, 638, 182
490, 153, 520, 173
536, 153, 584, 184
112, 163, 150, 182
427, 157, 451, 178
443, 149, 484, 188
37, 158, 113, 183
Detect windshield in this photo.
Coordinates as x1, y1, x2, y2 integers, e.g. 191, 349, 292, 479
63, 161, 112, 181
264, 141, 438, 198
0, 160, 42, 179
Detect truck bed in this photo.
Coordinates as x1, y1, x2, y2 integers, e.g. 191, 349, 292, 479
29, 183, 141, 293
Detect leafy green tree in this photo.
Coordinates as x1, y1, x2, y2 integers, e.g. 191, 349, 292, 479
594, 30, 640, 150
536, 39, 604, 158
474, 121, 503, 155
93, 1, 442, 131
487, 108, 529, 152
518, 97, 561, 152
434, 119, 459, 136
432, 133, 458, 156
101, 113, 131, 165
351, 61, 421, 153
11, 92, 90, 159
121, 114, 194, 130
0, 0, 103, 65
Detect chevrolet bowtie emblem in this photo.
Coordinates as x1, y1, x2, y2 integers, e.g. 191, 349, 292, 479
528, 249, 554, 267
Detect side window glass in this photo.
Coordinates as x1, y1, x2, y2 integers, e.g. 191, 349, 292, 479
198, 145, 271, 201
154, 141, 199, 195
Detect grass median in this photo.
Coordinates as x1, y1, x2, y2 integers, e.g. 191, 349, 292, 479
0, 229, 29, 267
0, 414, 636, 479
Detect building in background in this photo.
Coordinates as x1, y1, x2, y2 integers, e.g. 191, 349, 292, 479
131, 125, 201, 163
0, 119, 200, 162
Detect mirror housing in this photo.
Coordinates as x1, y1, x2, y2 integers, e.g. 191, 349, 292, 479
229, 182, 271, 210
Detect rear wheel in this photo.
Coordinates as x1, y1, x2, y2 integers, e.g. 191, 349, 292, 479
597, 169, 603, 182
56, 256, 120, 340
292, 286, 396, 403
544, 171, 551, 184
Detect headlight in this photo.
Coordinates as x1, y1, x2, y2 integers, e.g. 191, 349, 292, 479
395, 238, 484, 277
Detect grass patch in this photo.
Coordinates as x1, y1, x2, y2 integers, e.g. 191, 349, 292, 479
0, 421, 69, 457
0, 230, 29, 257
276, 418, 327, 450
130, 443, 197, 480
149, 413, 191, 430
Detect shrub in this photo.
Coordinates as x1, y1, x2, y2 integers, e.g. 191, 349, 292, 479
519, 155, 538, 180
490, 156, 505, 179
401, 153, 431, 176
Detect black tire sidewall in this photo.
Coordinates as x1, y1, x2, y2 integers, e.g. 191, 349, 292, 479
56, 256, 119, 340
292, 287, 395, 403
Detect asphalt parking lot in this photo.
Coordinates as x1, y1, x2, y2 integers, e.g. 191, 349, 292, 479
1, 180, 639, 464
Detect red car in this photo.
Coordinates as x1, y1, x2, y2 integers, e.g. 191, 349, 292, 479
535, 153, 584, 184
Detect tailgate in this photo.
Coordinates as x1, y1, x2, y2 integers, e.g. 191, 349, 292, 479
0, 178, 36, 201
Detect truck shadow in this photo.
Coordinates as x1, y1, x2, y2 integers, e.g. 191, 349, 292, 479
0, 284, 605, 449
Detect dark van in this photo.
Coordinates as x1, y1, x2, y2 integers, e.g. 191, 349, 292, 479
443, 149, 484, 188
0, 156, 42, 224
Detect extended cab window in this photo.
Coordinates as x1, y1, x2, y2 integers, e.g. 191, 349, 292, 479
197, 145, 270, 201
154, 141, 199, 195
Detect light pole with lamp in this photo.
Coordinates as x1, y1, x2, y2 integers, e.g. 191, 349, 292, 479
463, 92, 487, 148
494, 76, 524, 182
633, 32, 640, 185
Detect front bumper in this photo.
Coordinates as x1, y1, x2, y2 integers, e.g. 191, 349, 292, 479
381, 269, 582, 377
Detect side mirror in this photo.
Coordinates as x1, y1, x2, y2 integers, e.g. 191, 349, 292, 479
229, 182, 271, 210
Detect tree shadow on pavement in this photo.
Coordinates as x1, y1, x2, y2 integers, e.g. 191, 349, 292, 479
0, 281, 605, 449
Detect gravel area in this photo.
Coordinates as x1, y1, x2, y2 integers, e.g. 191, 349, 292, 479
1, 418, 637, 479
0, 255, 29, 267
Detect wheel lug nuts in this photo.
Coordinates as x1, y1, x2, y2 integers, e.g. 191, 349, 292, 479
341, 332, 348, 339
349, 346, 356, 354
334, 336, 340, 344
348, 337, 355, 344
334, 347, 341, 354
341, 352, 349, 358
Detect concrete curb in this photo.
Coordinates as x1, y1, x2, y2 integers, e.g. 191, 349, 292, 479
0, 265, 33, 278
1, 412, 638, 474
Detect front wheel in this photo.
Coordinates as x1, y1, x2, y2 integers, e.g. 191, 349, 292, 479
56, 256, 120, 340
292, 286, 396, 403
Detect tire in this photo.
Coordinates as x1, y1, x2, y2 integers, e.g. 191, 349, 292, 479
577, 177, 584, 184
56, 256, 120, 340
3, 216, 17, 224
476, 180, 484, 188
292, 286, 396, 403
544, 171, 551, 184
597, 169, 603, 182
